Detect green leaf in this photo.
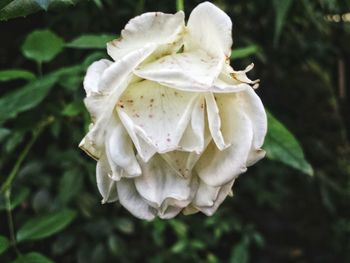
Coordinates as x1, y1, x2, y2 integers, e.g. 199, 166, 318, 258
21, 30, 64, 63
0, 187, 30, 211
264, 111, 314, 175
66, 34, 116, 49
231, 45, 259, 60
0, 127, 10, 143
0, 69, 35, 82
0, 0, 13, 9
61, 101, 84, 117
0, 74, 58, 123
0, 235, 10, 255
16, 209, 76, 242
34, 0, 50, 10
0, 0, 78, 21
273, 0, 293, 46
230, 241, 250, 263
58, 170, 83, 204
12, 252, 54, 263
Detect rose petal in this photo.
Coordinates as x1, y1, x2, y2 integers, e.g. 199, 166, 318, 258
84, 59, 112, 96
134, 155, 198, 213
205, 93, 228, 150
161, 151, 201, 178
193, 179, 235, 216
241, 87, 267, 149
116, 80, 198, 159
178, 95, 206, 152
185, 1, 232, 58
105, 115, 141, 179
196, 94, 253, 187
96, 155, 118, 203
79, 46, 156, 160
107, 11, 184, 61
117, 178, 157, 220
134, 50, 224, 92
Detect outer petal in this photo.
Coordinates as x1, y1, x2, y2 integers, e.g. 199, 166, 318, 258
79, 46, 156, 160
241, 87, 267, 150
195, 94, 254, 187
192, 179, 235, 216
185, 2, 232, 58
134, 50, 224, 92
84, 59, 112, 96
116, 80, 198, 160
105, 114, 141, 179
107, 11, 184, 61
96, 155, 118, 203
134, 155, 198, 218
230, 63, 260, 85
117, 178, 156, 220
240, 87, 267, 166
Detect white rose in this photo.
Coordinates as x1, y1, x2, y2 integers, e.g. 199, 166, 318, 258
80, 2, 267, 220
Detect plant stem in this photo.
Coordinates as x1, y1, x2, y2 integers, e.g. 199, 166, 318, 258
176, 0, 184, 11
37, 61, 43, 78
0, 116, 54, 194
5, 189, 20, 256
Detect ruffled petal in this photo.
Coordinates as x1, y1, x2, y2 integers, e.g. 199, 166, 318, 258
178, 95, 206, 152
79, 46, 156, 160
134, 50, 224, 92
117, 178, 157, 220
96, 155, 118, 203
205, 93, 228, 150
241, 87, 267, 150
193, 179, 235, 216
134, 155, 198, 217
107, 11, 185, 61
230, 63, 260, 85
196, 94, 254, 187
185, 2, 232, 58
84, 59, 112, 96
105, 114, 141, 179
116, 80, 198, 160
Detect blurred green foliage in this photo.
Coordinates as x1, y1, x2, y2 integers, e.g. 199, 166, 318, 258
0, 0, 350, 262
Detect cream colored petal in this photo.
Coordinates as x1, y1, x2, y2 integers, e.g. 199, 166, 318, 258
241, 87, 267, 166
228, 63, 260, 85
117, 178, 157, 220
79, 46, 155, 160
134, 155, 197, 211
182, 205, 199, 215
178, 95, 206, 153
161, 151, 201, 178
134, 50, 224, 92
116, 80, 198, 159
107, 11, 184, 61
96, 155, 118, 203
194, 180, 235, 216
185, 2, 232, 58
241, 87, 267, 149
84, 59, 112, 96
196, 95, 254, 187
205, 93, 228, 150
105, 114, 141, 179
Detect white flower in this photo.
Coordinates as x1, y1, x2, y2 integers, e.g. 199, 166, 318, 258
80, 2, 267, 220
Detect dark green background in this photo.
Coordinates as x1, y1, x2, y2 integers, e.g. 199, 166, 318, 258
0, 0, 350, 262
